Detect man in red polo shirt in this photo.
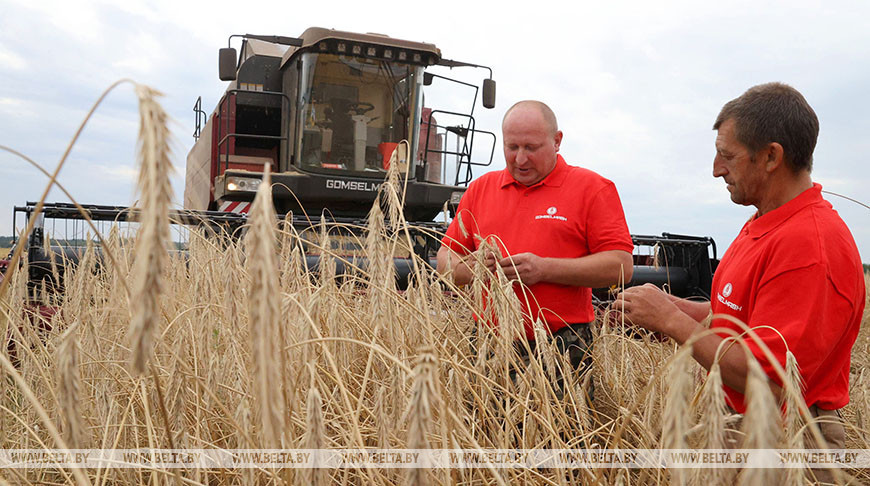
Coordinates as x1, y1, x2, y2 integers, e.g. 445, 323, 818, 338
616, 84, 865, 463
437, 100, 634, 381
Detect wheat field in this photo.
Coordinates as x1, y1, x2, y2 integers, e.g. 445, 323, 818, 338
0, 84, 868, 485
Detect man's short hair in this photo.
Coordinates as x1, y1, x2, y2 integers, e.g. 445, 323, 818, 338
503, 100, 559, 135
713, 82, 819, 173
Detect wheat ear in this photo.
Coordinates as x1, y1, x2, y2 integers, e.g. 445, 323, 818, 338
303, 365, 326, 486
57, 321, 84, 448
128, 84, 172, 376
244, 166, 285, 448
692, 363, 733, 484
738, 358, 782, 485
661, 346, 693, 486
406, 349, 437, 486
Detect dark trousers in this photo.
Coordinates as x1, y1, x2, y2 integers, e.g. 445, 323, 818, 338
513, 322, 594, 400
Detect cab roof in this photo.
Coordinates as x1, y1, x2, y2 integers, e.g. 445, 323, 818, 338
280, 27, 442, 66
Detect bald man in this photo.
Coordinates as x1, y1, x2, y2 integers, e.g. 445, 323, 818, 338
437, 100, 634, 387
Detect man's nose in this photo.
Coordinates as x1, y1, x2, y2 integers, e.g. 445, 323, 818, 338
516, 149, 528, 165
712, 157, 726, 178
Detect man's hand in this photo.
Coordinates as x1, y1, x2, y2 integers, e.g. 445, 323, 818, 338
614, 283, 682, 335
482, 249, 500, 276
497, 252, 546, 285
437, 245, 503, 286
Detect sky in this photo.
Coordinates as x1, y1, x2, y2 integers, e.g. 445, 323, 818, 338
1, 0, 868, 262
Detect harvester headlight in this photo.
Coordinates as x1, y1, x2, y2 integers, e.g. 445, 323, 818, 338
367, 46, 377, 57
226, 176, 262, 192
398, 51, 407, 61
413, 53, 422, 63
337, 42, 347, 53
383, 49, 393, 59
450, 191, 464, 205
352, 44, 362, 55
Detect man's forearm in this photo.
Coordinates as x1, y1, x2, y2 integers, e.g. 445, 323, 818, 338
436, 246, 474, 286
536, 250, 633, 288
666, 313, 750, 394
666, 311, 784, 398
668, 296, 712, 322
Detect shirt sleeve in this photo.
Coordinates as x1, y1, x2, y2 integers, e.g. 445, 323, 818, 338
585, 181, 635, 254
441, 184, 479, 255
741, 263, 847, 389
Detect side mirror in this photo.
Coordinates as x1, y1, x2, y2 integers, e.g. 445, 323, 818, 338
482, 78, 496, 109
423, 72, 434, 86
219, 48, 238, 81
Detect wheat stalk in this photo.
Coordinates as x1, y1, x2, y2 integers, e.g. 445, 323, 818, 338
661, 346, 693, 486
128, 84, 172, 376
56, 321, 84, 448
691, 363, 734, 483
778, 350, 812, 484
303, 365, 326, 486
244, 166, 285, 448
738, 357, 783, 485
406, 349, 438, 486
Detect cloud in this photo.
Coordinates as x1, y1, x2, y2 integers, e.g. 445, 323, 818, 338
0, 47, 27, 71
89, 164, 138, 181
0, 97, 33, 118
8, 0, 104, 43
111, 31, 163, 76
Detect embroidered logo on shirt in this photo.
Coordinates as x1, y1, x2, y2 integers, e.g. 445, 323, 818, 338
535, 206, 567, 221
717, 282, 742, 312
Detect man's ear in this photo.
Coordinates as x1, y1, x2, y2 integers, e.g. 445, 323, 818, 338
554, 130, 563, 152
762, 142, 785, 173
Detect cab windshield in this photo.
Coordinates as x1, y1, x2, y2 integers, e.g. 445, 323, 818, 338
296, 52, 423, 176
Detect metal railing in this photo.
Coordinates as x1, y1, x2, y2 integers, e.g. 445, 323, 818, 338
192, 96, 208, 140
214, 89, 291, 174
419, 110, 496, 186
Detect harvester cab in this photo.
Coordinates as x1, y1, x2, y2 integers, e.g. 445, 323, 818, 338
185, 28, 498, 222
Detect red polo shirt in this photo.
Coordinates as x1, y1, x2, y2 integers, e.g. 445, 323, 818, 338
711, 183, 865, 412
442, 156, 634, 339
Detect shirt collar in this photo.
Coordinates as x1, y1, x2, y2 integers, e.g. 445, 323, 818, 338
745, 183, 824, 239
499, 155, 570, 189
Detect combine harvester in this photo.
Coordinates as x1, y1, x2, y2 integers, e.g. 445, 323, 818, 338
2, 27, 718, 310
